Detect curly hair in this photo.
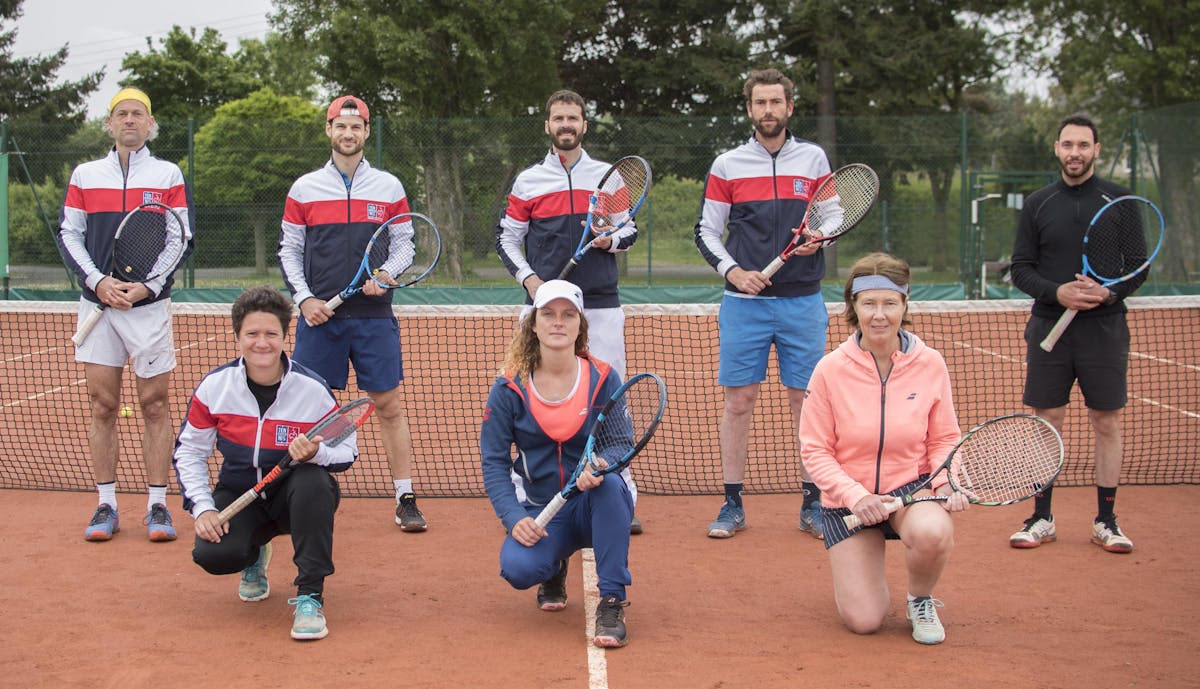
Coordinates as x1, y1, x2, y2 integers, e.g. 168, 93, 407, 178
501, 308, 590, 378
231, 286, 295, 336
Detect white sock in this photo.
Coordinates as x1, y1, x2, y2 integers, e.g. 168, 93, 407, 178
394, 479, 413, 501
148, 485, 168, 510
97, 482, 117, 509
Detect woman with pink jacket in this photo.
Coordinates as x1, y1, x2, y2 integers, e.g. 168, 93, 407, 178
799, 253, 969, 646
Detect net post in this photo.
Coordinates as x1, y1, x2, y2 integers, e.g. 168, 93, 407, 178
0, 121, 8, 299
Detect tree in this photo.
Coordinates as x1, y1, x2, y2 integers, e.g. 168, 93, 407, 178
0, 0, 100, 123
190, 88, 326, 274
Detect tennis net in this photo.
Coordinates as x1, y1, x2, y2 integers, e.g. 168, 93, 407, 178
2, 297, 1197, 497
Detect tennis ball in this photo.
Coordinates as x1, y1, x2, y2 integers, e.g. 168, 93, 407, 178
119, 406, 133, 418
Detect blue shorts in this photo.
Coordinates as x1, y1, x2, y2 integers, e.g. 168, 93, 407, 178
718, 292, 828, 388
292, 317, 403, 392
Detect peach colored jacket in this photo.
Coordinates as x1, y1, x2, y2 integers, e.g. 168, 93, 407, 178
799, 331, 961, 510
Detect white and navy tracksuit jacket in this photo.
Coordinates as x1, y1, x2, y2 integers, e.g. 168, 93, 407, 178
495, 148, 637, 309
173, 353, 357, 518
279, 158, 408, 319
694, 132, 832, 297
56, 146, 194, 305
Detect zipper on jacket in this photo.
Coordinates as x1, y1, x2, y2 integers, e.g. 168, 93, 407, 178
557, 442, 566, 489
872, 362, 891, 494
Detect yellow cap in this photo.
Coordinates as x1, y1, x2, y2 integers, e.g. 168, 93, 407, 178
108, 87, 152, 116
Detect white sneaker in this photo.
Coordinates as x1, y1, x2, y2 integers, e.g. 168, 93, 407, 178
1091, 517, 1133, 553
1009, 515, 1056, 548
906, 597, 946, 645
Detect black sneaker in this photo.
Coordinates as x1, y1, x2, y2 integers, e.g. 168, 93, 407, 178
592, 595, 629, 648
394, 493, 427, 532
537, 559, 568, 611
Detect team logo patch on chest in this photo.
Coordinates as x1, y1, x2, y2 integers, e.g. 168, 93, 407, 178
367, 203, 384, 220
792, 179, 808, 197
142, 191, 163, 205
275, 424, 301, 447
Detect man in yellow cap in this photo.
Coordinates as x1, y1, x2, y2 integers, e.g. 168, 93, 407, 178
54, 86, 194, 543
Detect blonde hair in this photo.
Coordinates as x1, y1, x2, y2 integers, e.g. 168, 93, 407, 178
500, 308, 590, 378
843, 252, 912, 330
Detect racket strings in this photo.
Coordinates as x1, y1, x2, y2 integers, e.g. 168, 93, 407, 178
591, 379, 664, 464
952, 417, 1062, 504
595, 159, 650, 227
1086, 200, 1153, 281
371, 216, 438, 283
112, 208, 184, 280
807, 165, 878, 238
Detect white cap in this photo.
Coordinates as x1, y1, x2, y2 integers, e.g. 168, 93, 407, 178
533, 280, 584, 311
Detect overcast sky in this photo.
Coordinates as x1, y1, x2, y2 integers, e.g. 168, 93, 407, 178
10, 0, 273, 119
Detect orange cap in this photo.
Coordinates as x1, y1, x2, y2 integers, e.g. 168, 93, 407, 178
327, 95, 369, 123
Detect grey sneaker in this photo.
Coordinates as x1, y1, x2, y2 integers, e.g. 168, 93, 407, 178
1091, 516, 1133, 553
1009, 515, 1056, 548
798, 502, 825, 540
707, 502, 746, 538
906, 597, 946, 645
537, 559, 568, 611
238, 543, 272, 602
395, 493, 427, 532
592, 595, 629, 648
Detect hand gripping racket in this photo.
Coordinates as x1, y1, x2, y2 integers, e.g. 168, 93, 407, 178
557, 155, 652, 280
842, 414, 1064, 530
761, 163, 880, 278
325, 212, 442, 311
216, 397, 375, 524
534, 372, 667, 528
71, 202, 188, 346
1039, 195, 1164, 352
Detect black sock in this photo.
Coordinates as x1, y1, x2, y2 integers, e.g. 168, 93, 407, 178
723, 483, 743, 508
1033, 485, 1054, 519
1097, 486, 1117, 522
802, 481, 821, 509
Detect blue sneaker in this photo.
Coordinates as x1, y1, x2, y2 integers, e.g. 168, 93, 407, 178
707, 501, 746, 538
289, 594, 328, 640
144, 503, 177, 542
84, 504, 120, 541
239, 543, 272, 602
799, 502, 825, 540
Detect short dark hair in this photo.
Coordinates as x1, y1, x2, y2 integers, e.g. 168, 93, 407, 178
231, 286, 294, 335
743, 68, 794, 103
545, 89, 586, 119
1057, 114, 1099, 144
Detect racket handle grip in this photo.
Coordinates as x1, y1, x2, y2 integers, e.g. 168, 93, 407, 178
71, 304, 106, 346
557, 260, 579, 280
324, 294, 344, 311
761, 256, 785, 279
216, 489, 259, 525
1039, 308, 1078, 352
841, 496, 903, 530
534, 494, 568, 529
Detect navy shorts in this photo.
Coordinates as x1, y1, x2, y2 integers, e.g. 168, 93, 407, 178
1023, 312, 1128, 411
292, 317, 403, 392
822, 475, 928, 549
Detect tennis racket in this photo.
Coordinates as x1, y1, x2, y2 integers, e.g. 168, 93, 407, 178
761, 163, 880, 278
842, 414, 1064, 530
217, 397, 375, 525
534, 372, 667, 528
324, 212, 442, 311
1039, 195, 1164, 352
71, 202, 188, 346
557, 155, 652, 280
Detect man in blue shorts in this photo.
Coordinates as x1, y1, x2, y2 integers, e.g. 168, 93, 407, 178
279, 95, 426, 531
694, 68, 831, 540
1008, 113, 1143, 554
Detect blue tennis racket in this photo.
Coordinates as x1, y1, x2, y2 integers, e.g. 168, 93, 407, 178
557, 156, 651, 280
534, 372, 667, 528
325, 212, 442, 311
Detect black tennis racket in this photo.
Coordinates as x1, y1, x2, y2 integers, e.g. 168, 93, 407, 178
1039, 195, 1164, 352
557, 156, 651, 280
325, 212, 442, 311
761, 163, 879, 278
534, 372, 667, 528
842, 414, 1063, 530
217, 397, 375, 524
71, 202, 188, 346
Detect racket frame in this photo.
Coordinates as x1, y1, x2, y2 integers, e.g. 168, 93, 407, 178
326, 211, 442, 311
558, 156, 652, 280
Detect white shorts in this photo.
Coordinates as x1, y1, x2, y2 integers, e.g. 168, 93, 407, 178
519, 304, 626, 380
74, 298, 176, 378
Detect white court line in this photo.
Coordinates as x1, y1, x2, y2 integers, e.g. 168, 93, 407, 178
581, 548, 609, 689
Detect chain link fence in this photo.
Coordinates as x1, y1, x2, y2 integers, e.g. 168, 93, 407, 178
4, 105, 1197, 296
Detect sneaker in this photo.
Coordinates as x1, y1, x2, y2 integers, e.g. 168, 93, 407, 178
289, 594, 328, 640
630, 515, 643, 535
707, 502, 746, 538
1009, 515, 1056, 548
395, 493, 427, 532
536, 559, 568, 612
238, 543, 273, 602
1091, 516, 1134, 553
906, 597, 946, 645
84, 504, 120, 541
592, 595, 629, 648
798, 502, 825, 540
143, 503, 177, 542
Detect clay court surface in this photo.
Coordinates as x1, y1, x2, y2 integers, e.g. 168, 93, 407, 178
3, 486, 1197, 689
